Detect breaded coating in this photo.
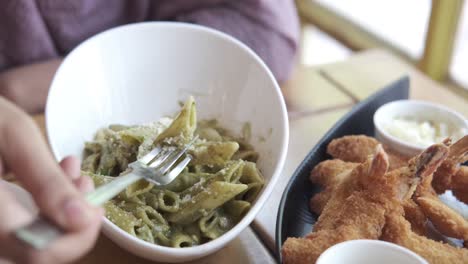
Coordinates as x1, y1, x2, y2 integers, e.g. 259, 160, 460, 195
283, 147, 391, 263
412, 136, 468, 241
432, 136, 468, 194
309, 189, 332, 215
309, 159, 357, 214
284, 132, 468, 264
452, 166, 468, 204
453, 188, 468, 205
382, 213, 468, 264
309, 159, 358, 187
326, 135, 379, 163
283, 143, 449, 263
403, 200, 428, 236
416, 196, 468, 240
283, 194, 386, 264
326, 135, 409, 171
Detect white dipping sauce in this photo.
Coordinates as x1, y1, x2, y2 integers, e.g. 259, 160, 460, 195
384, 117, 466, 147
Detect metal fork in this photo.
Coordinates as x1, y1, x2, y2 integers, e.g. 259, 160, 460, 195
14, 136, 197, 249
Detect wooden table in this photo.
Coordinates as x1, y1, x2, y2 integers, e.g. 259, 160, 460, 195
19, 49, 468, 263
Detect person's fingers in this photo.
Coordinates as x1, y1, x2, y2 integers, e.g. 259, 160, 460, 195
0, 98, 95, 231
0, 184, 33, 231
59, 156, 81, 181
39, 209, 102, 263
0, 204, 102, 264
0, 185, 34, 262
59, 156, 95, 194
0, 183, 103, 264
20, 209, 102, 264
74, 176, 95, 194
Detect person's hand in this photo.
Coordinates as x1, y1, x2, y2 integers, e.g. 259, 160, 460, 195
0, 58, 62, 114
0, 97, 103, 264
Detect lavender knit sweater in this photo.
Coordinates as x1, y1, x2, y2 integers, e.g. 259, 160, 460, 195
0, 0, 299, 82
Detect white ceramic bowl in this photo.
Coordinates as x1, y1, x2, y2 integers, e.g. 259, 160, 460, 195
316, 240, 428, 264
374, 100, 467, 157
45, 22, 288, 262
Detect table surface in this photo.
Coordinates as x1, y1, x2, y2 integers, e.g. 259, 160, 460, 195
21, 49, 468, 263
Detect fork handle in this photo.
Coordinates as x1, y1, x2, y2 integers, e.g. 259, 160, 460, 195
14, 172, 141, 249
86, 171, 140, 206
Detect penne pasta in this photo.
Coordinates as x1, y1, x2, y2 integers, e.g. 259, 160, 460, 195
168, 181, 247, 224
81, 96, 265, 248
189, 141, 239, 165
224, 200, 251, 218
104, 201, 141, 236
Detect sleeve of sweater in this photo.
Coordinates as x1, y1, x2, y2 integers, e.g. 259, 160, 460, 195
154, 0, 300, 83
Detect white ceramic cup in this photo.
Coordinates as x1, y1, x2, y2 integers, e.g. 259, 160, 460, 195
316, 240, 428, 264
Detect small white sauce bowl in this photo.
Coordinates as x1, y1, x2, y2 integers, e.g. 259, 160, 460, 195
374, 100, 467, 157
316, 240, 428, 264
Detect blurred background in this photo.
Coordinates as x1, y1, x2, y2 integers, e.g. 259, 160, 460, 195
296, 0, 468, 99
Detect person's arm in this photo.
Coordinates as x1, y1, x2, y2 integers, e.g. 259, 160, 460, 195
156, 0, 300, 84
0, 97, 102, 263
0, 59, 62, 114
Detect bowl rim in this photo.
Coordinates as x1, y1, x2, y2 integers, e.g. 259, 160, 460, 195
45, 21, 289, 257
316, 239, 428, 264
373, 99, 468, 151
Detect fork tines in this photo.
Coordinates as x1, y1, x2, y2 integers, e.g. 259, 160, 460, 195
133, 136, 198, 185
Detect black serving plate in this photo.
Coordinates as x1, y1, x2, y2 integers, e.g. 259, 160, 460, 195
275, 76, 410, 262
